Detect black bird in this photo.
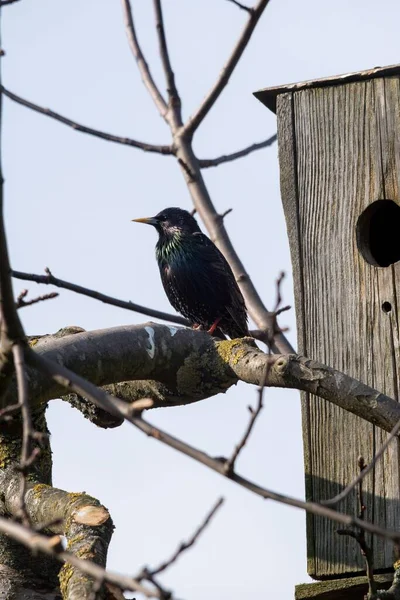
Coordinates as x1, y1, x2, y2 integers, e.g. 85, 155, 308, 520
133, 207, 249, 338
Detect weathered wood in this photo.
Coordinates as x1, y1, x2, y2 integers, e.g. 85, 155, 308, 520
254, 63, 400, 113
276, 76, 400, 578
295, 574, 393, 600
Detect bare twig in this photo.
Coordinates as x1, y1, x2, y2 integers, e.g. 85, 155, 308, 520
0, 515, 157, 597
223, 272, 285, 474
27, 347, 400, 546
337, 457, 377, 597
177, 157, 196, 180
223, 373, 265, 475
0, 0, 21, 5
1, 86, 173, 155
16, 289, 59, 309
12, 342, 32, 526
184, 0, 271, 134
152, 0, 182, 126
11, 269, 270, 344
121, 0, 168, 118
226, 0, 254, 13
199, 135, 277, 168
322, 415, 400, 507
12, 269, 189, 326
140, 497, 224, 579
0, 401, 21, 421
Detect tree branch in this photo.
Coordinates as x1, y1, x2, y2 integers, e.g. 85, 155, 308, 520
12, 342, 33, 526
12, 268, 188, 326
1, 463, 115, 600
0, 514, 155, 597
23, 346, 400, 547
174, 127, 293, 354
16, 288, 59, 309
11, 323, 400, 437
226, 0, 254, 14
184, 0, 271, 135
152, 0, 182, 129
138, 497, 224, 580
1, 87, 173, 155
12, 269, 282, 345
120, 0, 168, 119
198, 134, 277, 168
321, 415, 400, 507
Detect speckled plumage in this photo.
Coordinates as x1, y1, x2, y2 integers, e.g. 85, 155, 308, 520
134, 207, 249, 339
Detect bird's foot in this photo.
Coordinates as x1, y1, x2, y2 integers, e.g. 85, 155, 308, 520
207, 318, 221, 335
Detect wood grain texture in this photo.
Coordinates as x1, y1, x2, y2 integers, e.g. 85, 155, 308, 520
277, 77, 400, 578
295, 573, 392, 600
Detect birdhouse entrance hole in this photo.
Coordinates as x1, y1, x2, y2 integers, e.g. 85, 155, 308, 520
356, 199, 400, 267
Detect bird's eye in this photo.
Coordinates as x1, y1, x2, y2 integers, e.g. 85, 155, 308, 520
158, 214, 167, 222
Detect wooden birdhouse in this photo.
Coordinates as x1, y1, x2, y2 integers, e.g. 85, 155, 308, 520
255, 65, 400, 599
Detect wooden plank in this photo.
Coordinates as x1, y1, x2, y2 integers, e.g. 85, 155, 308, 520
255, 63, 400, 113
277, 77, 400, 578
295, 574, 393, 600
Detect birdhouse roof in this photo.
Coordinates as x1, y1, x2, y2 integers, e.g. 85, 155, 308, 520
254, 63, 400, 113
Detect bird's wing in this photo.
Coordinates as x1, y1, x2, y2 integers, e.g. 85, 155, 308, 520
192, 233, 248, 333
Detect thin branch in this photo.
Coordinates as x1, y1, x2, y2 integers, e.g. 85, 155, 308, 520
16, 288, 59, 309
11, 268, 270, 343
0, 25, 26, 396
141, 497, 224, 579
184, 0, 271, 135
223, 373, 265, 475
337, 457, 377, 597
0, 0, 21, 5
322, 415, 400, 507
226, 0, 254, 13
26, 347, 400, 546
152, 0, 182, 127
1, 86, 173, 155
198, 134, 277, 168
12, 342, 32, 526
11, 268, 188, 326
0, 515, 157, 598
223, 271, 285, 474
132, 416, 400, 545
121, 0, 168, 118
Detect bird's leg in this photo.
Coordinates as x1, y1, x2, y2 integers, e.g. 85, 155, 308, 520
207, 318, 221, 335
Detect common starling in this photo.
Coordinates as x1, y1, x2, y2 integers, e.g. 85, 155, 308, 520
133, 207, 249, 339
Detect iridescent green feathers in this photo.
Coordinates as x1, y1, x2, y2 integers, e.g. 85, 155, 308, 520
134, 207, 249, 339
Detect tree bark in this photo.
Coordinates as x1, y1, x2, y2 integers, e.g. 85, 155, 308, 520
3, 323, 399, 435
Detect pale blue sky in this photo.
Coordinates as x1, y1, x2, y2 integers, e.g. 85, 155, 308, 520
3, 1, 400, 598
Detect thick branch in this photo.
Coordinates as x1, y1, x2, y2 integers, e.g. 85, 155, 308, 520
198, 134, 277, 168
184, 0, 271, 134
1, 465, 114, 600
1, 87, 173, 155
121, 0, 168, 118
174, 131, 293, 354
8, 323, 400, 435
0, 23, 25, 397
25, 343, 400, 548
0, 515, 154, 597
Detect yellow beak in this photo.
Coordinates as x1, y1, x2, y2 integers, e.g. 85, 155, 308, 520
131, 217, 157, 225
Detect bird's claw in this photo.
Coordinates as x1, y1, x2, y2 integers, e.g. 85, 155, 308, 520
207, 318, 221, 335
